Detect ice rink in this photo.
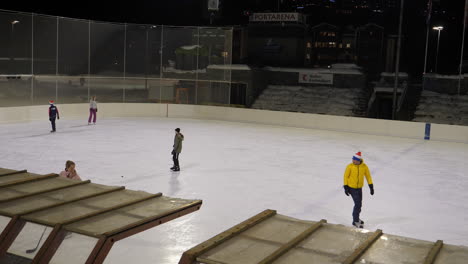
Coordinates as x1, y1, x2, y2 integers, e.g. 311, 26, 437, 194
1, 117, 467, 263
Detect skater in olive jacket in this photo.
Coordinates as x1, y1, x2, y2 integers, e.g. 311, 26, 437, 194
171, 128, 184, 171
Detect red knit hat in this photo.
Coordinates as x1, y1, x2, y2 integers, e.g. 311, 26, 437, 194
353, 152, 362, 161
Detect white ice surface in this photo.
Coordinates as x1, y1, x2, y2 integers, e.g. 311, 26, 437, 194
1, 117, 468, 264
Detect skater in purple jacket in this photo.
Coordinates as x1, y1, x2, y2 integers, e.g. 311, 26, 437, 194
88, 96, 98, 125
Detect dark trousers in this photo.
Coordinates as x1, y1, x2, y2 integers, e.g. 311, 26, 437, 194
88, 109, 97, 123
172, 152, 180, 168
49, 117, 56, 131
349, 188, 362, 223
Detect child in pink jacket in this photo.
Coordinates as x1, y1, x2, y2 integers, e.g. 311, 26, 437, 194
59, 160, 82, 181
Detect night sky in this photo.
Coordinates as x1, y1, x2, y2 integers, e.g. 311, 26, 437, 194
1, 0, 466, 75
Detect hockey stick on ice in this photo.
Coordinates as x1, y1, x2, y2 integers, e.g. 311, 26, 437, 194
25, 226, 47, 254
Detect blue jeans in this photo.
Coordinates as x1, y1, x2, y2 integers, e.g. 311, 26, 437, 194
349, 187, 362, 223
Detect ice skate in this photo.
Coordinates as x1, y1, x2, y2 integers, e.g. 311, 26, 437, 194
352, 221, 363, 228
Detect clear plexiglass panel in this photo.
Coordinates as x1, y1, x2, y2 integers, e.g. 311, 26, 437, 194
7, 222, 52, 259
355, 234, 434, 264
0, 215, 12, 234
49, 232, 99, 264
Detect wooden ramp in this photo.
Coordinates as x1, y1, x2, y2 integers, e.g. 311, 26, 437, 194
0, 168, 202, 264
179, 210, 468, 264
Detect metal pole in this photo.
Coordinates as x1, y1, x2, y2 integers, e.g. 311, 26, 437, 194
229, 28, 233, 105
392, 0, 404, 120
159, 25, 164, 103
423, 25, 430, 75
31, 14, 34, 104
10, 23, 14, 66
435, 29, 441, 73
458, 0, 468, 96
380, 30, 385, 72
355, 29, 359, 63
195, 27, 200, 105
56, 17, 59, 102
88, 20, 91, 102
123, 23, 127, 103
144, 26, 149, 99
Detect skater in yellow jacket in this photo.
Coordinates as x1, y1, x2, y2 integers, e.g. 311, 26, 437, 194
343, 151, 374, 228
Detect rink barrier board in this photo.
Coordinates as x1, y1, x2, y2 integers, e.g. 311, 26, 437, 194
0, 179, 91, 203
1, 103, 468, 143
0, 185, 124, 217
20, 191, 162, 228
84, 200, 203, 264
35, 199, 203, 264
97, 200, 203, 238
179, 211, 468, 264
0, 173, 57, 188
167, 104, 427, 140
0, 170, 27, 177
19, 187, 127, 222
342, 229, 383, 264
0, 168, 203, 264
424, 240, 444, 264
33, 192, 162, 264
257, 219, 327, 264
0, 186, 126, 258
179, 209, 277, 264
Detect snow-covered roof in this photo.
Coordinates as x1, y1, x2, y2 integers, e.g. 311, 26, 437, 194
381, 72, 409, 77
263, 66, 362, 75
180, 45, 202, 50
424, 74, 465, 80
207, 64, 251, 71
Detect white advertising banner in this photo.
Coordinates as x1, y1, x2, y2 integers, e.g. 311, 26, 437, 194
299, 72, 334, 85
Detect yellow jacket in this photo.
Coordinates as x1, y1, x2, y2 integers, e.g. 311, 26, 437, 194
343, 160, 373, 189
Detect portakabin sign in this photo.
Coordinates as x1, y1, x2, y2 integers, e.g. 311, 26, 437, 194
250, 13, 302, 22
299, 72, 334, 85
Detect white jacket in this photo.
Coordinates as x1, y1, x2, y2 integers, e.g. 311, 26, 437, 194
90, 100, 97, 109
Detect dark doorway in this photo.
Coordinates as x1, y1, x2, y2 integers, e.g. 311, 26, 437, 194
230, 83, 247, 106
